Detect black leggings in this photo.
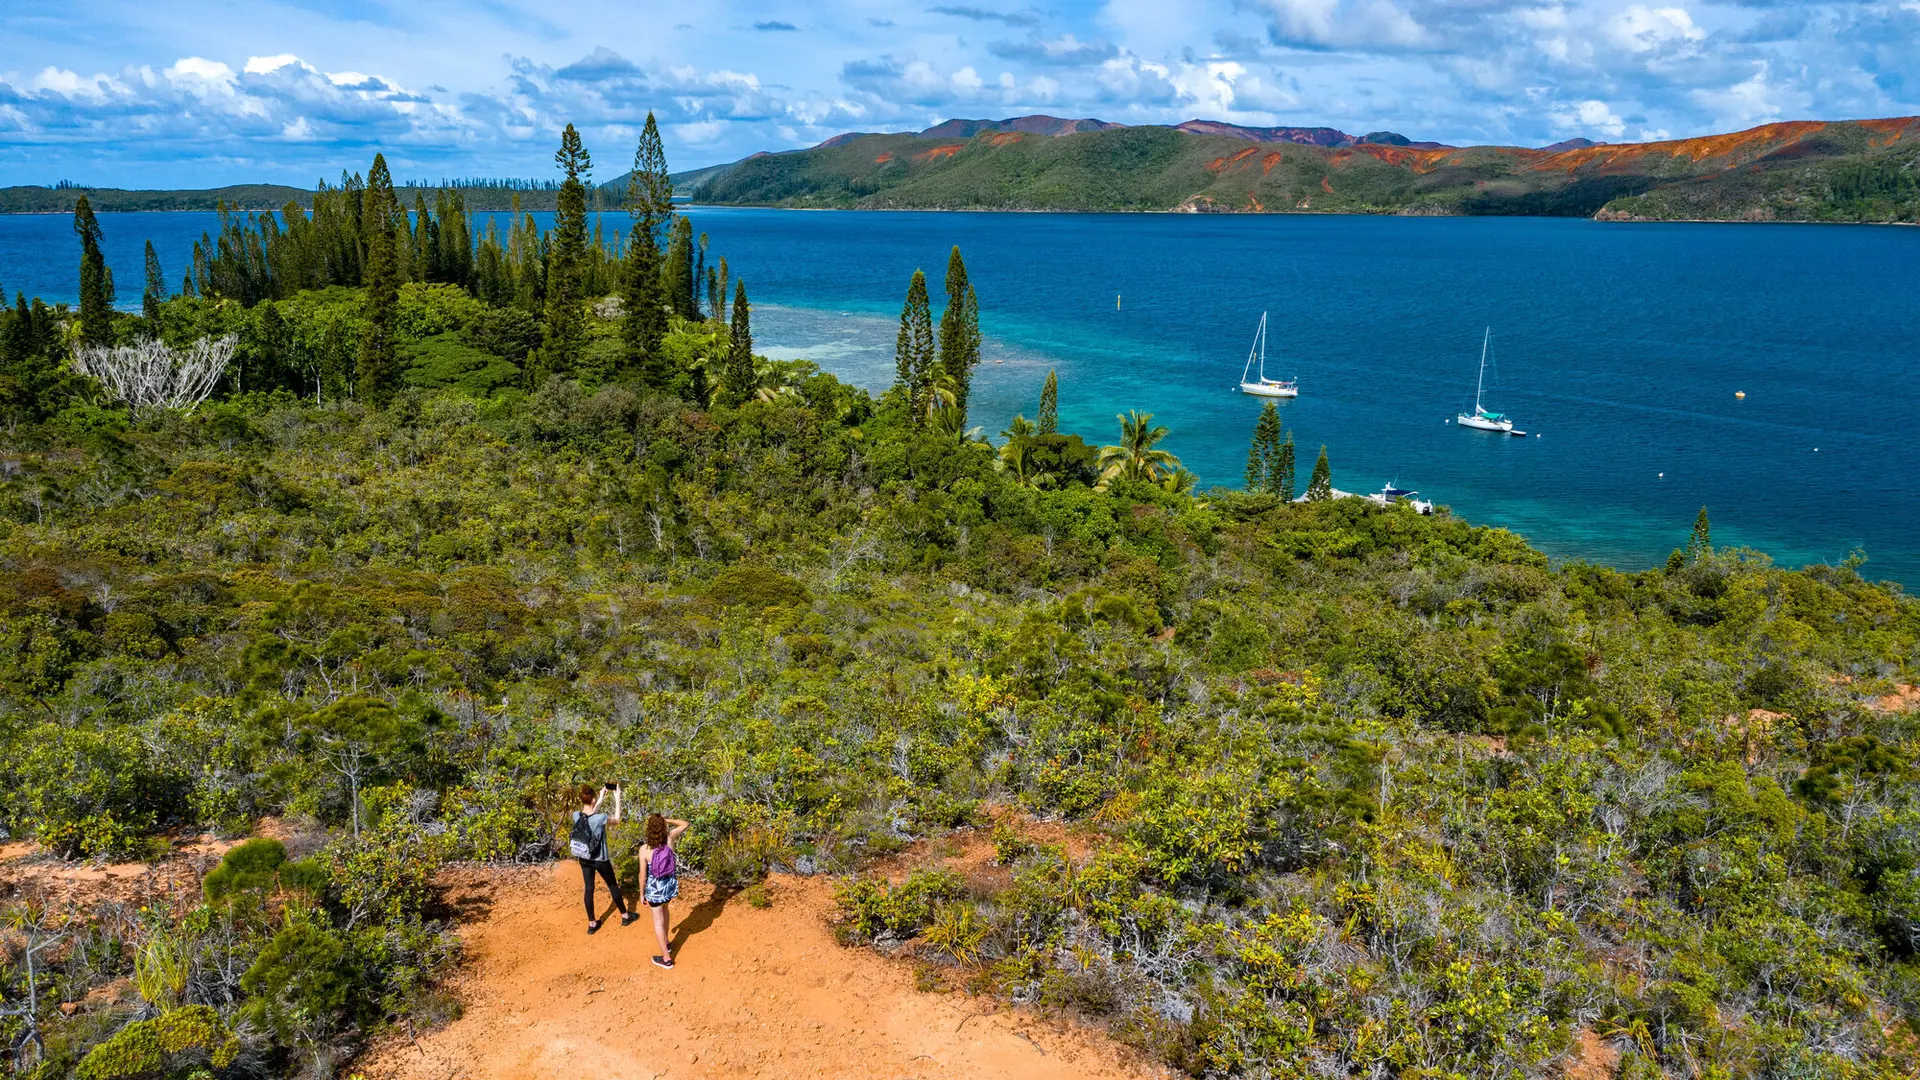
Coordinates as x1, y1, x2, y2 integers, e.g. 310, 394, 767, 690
580, 859, 628, 920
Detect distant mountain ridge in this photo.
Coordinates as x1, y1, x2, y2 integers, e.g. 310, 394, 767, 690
690, 113, 1920, 223
851, 114, 1449, 150
919, 115, 1122, 139
9, 115, 1915, 223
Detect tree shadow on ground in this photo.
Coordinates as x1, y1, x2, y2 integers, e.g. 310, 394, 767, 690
669, 883, 740, 957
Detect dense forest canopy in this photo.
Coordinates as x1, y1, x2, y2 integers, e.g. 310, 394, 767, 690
1, 115, 1918, 1080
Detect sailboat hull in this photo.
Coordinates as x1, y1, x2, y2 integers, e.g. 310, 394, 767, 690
1455, 413, 1513, 432
1241, 381, 1298, 398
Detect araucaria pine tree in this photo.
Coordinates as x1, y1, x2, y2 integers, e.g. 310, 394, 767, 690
1305, 444, 1333, 501
356, 154, 400, 403
1038, 369, 1059, 435
1245, 402, 1282, 492
1275, 432, 1296, 500
664, 217, 698, 319
893, 270, 935, 428
542, 123, 593, 383
622, 112, 674, 388
719, 282, 755, 407
73, 196, 115, 346
142, 240, 167, 329
937, 246, 981, 416
1685, 506, 1712, 563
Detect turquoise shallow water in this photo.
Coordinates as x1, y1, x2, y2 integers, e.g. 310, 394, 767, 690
3, 208, 1917, 585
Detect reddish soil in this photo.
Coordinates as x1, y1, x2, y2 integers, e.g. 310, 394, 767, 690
0, 835, 240, 911
1872, 684, 1920, 714
362, 859, 1164, 1080
985, 132, 1027, 147
915, 144, 965, 163
1205, 147, 1260, 173
1565, 1029, 1621, 1080
874, 152, 893, 163
1342, 145, 1454, 173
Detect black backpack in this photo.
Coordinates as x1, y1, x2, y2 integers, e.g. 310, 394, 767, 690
569, 812, 600, 861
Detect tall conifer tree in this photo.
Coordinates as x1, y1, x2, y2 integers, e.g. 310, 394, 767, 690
1275, 432, 1296, 500
357, 154, 401, 402
412, 191, 435, 282
664, 217, 697, 319
719, 282, 755, 407
141, 241, 167, 329
1685, 506, 1712, 563
893, 270, 935, 427
73, 196, 114, 346
937, 246, 982, 417
1246, 402, 1281, 492
622, 112, 674, 387
1305, 445, 1333, 501
1038, 369, 1059, 435
541, 123, 593, 382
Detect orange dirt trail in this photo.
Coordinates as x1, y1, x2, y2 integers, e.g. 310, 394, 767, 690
364, 864, 1164, 1080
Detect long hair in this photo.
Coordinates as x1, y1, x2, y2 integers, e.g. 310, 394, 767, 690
645, 813, 668, 849
578, 784, 597, 807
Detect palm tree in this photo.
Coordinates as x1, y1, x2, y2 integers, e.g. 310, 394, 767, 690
1161, 467, 1199, 495
928, 402, 982, 442
752, 356, 801, 403
1097, 410, 1180, 489
995, 415, 1056, 488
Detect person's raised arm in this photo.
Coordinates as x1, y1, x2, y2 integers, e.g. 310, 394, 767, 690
667, 818, 690, 843
609, 785, 623, 825
590, 787, 607, 814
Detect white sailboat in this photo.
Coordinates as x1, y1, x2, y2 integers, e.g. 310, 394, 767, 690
1238, 312, 1298, 398
1455, 328, 1522, 435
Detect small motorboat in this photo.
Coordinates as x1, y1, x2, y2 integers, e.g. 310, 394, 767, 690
1366, 482, 1434, 514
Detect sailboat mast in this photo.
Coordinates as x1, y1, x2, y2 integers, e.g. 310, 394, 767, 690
1474, 327, 1490, 412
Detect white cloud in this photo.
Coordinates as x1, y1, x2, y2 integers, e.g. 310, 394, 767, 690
1605, 5, 1705, 55
165, 57, 236, 83
1550, 98, 1627, 138
245, 55, 303, 75
1691, 63, 1794, 130
1252, 0, 1428, 51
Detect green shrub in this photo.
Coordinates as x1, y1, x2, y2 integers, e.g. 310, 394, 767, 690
991, 822, 1038, 865
403, 333, 523, 398
204, 837, 286, 900
75, 1005, 239, 1080
920, 902, 989, 965
834, 869, 967, 942
240, 916, 350, 1045
6, 724, 187, 858
705, 564, 811, 609
202, 838, 323, 901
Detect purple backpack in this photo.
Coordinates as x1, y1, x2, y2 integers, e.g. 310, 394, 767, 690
649, 843, 676, 879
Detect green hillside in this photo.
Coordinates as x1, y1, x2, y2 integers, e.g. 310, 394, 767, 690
0, 183, 316, 214
694, 118, 1920, 222
6, 134, 1920, 1080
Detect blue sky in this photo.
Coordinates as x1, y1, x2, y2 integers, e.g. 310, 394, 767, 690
3, 0, 1917, 187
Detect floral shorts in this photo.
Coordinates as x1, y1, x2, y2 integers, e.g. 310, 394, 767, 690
644, 874, 679, 906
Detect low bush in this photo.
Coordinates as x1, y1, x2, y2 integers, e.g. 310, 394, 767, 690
834, 869, 968, 943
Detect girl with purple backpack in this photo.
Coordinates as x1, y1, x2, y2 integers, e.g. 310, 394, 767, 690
641, 813, 689, 968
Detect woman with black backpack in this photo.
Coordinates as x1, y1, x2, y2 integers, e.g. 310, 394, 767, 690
640, 812, 689, 968
571, 784, 637, 934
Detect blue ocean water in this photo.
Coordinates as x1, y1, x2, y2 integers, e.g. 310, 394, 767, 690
3, 208, 1916, 585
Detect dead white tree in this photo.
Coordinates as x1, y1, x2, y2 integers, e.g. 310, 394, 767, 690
71, 335, 236, 413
